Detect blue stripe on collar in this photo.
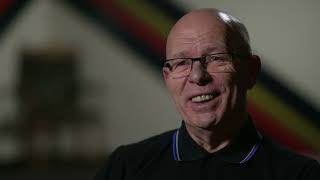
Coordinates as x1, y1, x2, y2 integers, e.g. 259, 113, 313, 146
172, 121, 263, 163
239, 141, 261, 163
172, 130, 181, 161
237, 131, 263, 164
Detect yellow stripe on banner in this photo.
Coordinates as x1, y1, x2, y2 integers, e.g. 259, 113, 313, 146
116, 0, 175, 38
249, 83, 320, 152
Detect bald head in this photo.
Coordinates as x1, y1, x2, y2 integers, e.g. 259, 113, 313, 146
166, 8, 251, 59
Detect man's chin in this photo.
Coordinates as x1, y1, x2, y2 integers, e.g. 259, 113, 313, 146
185, 112, 220, 130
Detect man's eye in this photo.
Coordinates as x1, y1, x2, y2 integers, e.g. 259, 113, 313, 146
208, 55, 225, 62
176, 60, 187, 66
173, 59, 188, 68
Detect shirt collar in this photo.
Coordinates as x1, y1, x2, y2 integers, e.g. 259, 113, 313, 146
172, 117, 262, 163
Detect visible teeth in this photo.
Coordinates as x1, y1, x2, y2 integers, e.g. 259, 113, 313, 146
191, 94, 214, 102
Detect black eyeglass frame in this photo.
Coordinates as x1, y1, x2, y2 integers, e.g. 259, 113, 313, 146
162, 52, 242, 71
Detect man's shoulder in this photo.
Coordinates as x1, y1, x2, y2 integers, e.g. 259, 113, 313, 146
260, 137, 320, 176
114, 129, 176, 160
262, 137, 316, 162
94, 130, 177, 180
125, 129, 176, 149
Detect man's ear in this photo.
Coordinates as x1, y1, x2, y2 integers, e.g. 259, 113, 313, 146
247, 55, 261, 89
162, 67, 170, 81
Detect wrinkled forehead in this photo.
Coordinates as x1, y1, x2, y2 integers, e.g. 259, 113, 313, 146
166, 12, 228, 59
166, 28, 227, 58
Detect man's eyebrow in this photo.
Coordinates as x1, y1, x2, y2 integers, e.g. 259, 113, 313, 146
172, 51, 189, 58
202, 46, 220, 54
170, 46, 224, 59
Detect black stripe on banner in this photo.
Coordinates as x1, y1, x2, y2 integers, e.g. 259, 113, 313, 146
64, 0, 163, 73
259, 70, 320, 128
150, 0, 185, 20
0, 0, 32, 40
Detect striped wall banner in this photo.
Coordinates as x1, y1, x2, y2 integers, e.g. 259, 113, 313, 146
0, 0, 31, 39
64, 0, 320, 159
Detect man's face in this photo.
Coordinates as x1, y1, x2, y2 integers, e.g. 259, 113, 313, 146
164, 17, 253, 131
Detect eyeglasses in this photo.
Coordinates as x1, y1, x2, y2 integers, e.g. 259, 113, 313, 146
163, 53, 239, 78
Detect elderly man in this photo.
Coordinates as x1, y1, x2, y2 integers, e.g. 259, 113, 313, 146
95, 8, 320, 180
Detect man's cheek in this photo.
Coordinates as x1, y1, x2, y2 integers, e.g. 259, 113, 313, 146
224, 74, 237, 86
167, 81, 178, 96
169, 84, 183, 105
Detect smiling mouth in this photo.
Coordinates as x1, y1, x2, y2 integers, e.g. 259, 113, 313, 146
191, 93, 219, 103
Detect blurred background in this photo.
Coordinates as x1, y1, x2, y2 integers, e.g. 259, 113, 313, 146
0, 0, 319, 179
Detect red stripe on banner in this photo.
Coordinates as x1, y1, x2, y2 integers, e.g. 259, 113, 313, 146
248, 100, 314, 155
0, 0, 16, 17
92, 0, 166, 58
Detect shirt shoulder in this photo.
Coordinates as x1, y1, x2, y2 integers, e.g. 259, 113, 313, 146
94, 130, 176, 180
260, 138, 320, 179
262, 138, 317, 163
121, 129, 176, 155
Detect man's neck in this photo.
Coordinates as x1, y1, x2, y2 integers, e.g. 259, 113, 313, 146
185, 115, 247, 153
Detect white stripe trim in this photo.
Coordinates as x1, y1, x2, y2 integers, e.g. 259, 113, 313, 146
175, 130, 181, 161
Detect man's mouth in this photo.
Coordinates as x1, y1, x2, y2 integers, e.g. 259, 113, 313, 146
191, 93, 217, 103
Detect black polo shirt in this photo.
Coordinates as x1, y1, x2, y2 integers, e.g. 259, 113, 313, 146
95, 120, 320, 180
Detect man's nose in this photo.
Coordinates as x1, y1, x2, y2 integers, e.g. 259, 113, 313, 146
188, 61, 212, 85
